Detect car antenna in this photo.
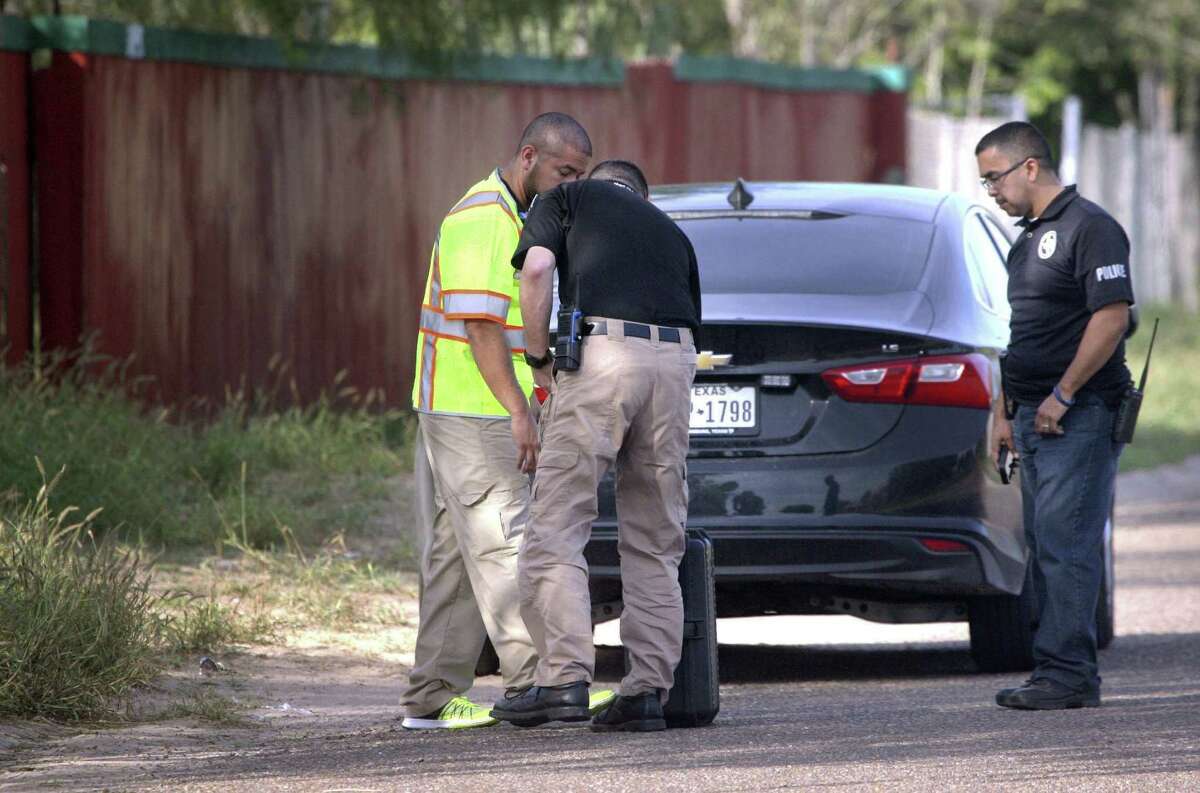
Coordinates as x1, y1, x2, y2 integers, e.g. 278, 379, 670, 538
727, 177, 754, 210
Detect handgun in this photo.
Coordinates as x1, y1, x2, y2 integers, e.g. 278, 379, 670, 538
997, 443, 1019, 485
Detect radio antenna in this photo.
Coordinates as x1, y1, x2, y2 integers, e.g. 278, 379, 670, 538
1138, 318, 1159, 392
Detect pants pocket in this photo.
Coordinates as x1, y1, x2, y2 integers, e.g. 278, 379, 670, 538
530, 449, 580, 502
457, 485, 528, 551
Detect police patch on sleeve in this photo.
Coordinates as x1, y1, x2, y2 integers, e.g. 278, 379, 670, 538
1096, 264, 1128, 282
1037, 230, 1057, 259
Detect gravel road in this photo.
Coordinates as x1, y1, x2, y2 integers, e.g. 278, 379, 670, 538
4, 458, 1198, 792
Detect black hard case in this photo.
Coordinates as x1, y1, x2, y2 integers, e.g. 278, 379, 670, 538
664, 529, 720, 727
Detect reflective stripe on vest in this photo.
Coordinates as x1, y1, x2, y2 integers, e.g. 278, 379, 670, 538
417, 330, 436, 411
419, 306, 526, 351
448, 190, 520, 228
428, 236, 442, 307
442, 289, 512, 319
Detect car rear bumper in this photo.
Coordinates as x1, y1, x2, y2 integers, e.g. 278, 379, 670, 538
584, 514, 1026, 599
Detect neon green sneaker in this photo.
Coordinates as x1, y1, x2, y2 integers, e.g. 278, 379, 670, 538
589, 689, 617, 715
401, 696, 498, 730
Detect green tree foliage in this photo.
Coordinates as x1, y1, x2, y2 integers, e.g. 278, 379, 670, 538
719, 0, 1198, 131
3, 0, 1198, 132
0, 0, 732, 61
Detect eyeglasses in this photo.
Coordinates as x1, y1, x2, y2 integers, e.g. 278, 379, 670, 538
979, 158, 1033, 191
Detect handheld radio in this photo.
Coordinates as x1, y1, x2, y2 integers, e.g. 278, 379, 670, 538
554, 269, 585, 372
554, 307, 584, 371
1112, 317, 1159, 444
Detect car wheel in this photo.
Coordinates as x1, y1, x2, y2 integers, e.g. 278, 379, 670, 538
968, 562, 1036, 673
1096, 497, 1116, 649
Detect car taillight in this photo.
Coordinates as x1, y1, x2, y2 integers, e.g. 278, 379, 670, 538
919, 538, 972, 553
821, 354, 992, 409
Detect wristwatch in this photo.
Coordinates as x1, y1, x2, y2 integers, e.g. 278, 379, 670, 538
524, 350, 553, 369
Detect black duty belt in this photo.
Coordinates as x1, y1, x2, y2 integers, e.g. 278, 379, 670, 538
585, 320, 682, 344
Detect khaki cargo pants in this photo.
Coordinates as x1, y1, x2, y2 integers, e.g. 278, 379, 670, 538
400, 413, 539, 717
519, 318, 696, 699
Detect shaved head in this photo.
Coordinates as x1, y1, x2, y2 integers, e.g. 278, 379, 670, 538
590, 159, 649, 198
976, 120, 1062, 218
517, 112, 592, 158
502, 112, 591, 208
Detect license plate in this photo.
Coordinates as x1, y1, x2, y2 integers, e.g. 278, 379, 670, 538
690, 384, 757, 435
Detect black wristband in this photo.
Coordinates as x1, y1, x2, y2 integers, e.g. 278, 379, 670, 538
1052, 384, 1076, 408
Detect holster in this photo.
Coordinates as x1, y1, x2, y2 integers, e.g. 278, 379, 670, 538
1112, 386, 1142, 443
554, 307, 584, 372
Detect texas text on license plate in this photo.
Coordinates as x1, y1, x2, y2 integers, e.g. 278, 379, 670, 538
690, 383, 757, 435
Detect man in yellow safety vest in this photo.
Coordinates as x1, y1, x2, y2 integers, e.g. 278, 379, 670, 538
401, 112, 610, 729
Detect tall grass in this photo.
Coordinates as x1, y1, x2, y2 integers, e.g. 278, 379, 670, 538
0, 344, 412, 549
0, 468, 161, 721
0, 345, 192, 545
0, 347, 416, 721
162, 594, 276, 654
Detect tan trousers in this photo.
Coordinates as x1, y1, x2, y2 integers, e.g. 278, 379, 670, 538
519, 318, 696, 699
400, 413, 538, 717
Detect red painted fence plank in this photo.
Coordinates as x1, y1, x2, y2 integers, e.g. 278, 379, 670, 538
0, 50, 31, 366
34, 52, 86, 357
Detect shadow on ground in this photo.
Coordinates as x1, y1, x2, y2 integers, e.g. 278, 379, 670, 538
596, 642, 979, 684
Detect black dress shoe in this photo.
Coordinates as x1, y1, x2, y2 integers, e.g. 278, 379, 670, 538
490, 682, 590, 727
589, 692, 666, 732
996, 678, 1100, 710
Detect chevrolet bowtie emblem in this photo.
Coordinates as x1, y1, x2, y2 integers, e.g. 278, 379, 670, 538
696, 351, 733, 371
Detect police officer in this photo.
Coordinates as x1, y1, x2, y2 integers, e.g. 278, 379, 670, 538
401, 113, 612, 730
976, 121, 1133, 710
490, 160, 701, 732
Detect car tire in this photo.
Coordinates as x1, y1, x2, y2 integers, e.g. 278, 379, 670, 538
1096, 498, 1116, 649
968, 562, 1036, 673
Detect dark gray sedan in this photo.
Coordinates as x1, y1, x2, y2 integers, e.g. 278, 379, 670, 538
579, 180, 1115, 672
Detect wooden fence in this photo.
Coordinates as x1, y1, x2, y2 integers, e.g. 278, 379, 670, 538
1078, 125, 1199, 311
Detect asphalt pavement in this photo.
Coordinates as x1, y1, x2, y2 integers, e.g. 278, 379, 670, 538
4, 459, 1199, 792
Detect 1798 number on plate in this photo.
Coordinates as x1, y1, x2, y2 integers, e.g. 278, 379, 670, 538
690, 384, 757, 435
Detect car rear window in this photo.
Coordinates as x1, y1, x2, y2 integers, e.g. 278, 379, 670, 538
675, 216, 933, 295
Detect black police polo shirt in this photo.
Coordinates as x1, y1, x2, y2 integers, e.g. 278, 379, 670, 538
1004, 185, 1134, 407
511, 179, 702, 336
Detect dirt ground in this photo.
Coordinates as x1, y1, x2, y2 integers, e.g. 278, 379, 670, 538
2, 456, 1198, 792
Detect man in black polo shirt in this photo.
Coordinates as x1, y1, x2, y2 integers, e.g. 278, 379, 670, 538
976, 121, 1133, 710
490, 159, 701, 732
